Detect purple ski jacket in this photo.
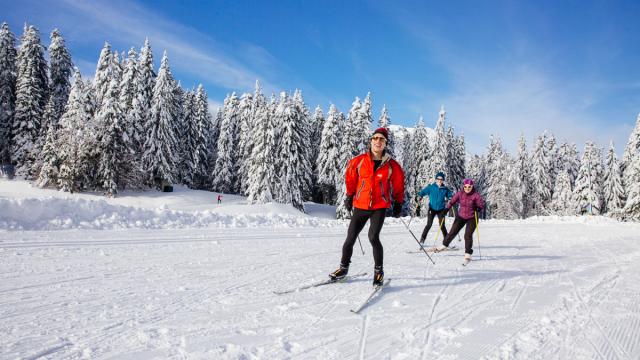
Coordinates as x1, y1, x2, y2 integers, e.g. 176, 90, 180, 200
447, 189, 485, 220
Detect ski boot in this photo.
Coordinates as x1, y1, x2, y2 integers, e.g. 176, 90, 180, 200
373, 266, 384, 286
329, 265, 349, 282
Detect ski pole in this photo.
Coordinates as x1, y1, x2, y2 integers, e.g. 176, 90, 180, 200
400, 218, 435, 265
475, 211, 481, 260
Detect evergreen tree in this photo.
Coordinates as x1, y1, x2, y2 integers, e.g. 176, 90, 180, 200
291, 89, 313, 201
93, 42, 113, 109
466, 154, 487, 202
317, 104, 342, 204
513, 134, 531, 218
234, 91, 254, 194
344, 96, 364, 157
484, 135, 507, 218
247, 93, 277, 205
558, 141, 580, 186
622, 151, 640, 221
573, 142, 603, 215
603, 141, 625, 213
308, 105, 324, 201
212, 93, 240, 193
550, 170, 575, 215
35, 121, 58, 188
46, 29, 72, 130
413, 117, 432, 215
430, 105, 448, 177
119, 48, 138, 152
56, 71, 92, 192
12, 25, 49, 175
0, 22, 16, 164
179, 90, 196, 187
356, 92, 373, 154
529, 135, 553, 215
489, 153, 521, 219
193, 85, 212, 189
274, 92, 306, 211
131, 38, 154, 154
401, 127, 417, 215
546, 133, 559, 188
142, 51, 179, 187
378, 104, 395, 155
335, 104, 358, 219
621, 113, 640, 176
97, 78, 131, 196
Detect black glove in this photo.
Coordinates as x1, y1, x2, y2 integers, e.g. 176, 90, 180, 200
392, 202, 402, 218
344, 195, 353, 212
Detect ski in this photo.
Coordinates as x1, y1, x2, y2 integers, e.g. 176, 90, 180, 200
273, 272, 368, 295
350, 279, 391, 314
407, 246, 459, 254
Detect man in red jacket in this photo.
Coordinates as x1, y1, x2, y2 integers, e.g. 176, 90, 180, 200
329, 127, 405, 286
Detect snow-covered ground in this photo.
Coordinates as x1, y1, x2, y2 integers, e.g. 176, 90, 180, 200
2, 180, 640, 359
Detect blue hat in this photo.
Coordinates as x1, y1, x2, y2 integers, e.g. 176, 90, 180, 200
435, 172, 445, 180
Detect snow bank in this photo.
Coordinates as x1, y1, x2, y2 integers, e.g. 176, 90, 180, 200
0, 197, 337, 230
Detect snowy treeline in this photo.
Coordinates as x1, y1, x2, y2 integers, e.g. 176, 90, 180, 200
1, 22, 640, 221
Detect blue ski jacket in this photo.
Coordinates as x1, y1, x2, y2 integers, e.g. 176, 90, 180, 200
417, 183, 453, 211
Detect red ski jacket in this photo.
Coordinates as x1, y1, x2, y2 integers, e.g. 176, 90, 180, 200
345, 151, 405, 210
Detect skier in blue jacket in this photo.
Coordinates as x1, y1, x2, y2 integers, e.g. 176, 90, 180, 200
416, 172, 453, 245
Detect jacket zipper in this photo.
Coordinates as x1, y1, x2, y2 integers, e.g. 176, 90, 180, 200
355, 180, 365, 200
380, 181, 387, 204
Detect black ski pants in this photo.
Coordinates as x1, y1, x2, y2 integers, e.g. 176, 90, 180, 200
420, 207, 448, 242
340, 208, 386, 268
442, 216, 477, 255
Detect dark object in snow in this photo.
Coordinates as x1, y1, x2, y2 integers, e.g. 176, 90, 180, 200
0, 164, 15, 179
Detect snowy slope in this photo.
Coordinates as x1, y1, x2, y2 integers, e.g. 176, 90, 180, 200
2, 180, 640, 359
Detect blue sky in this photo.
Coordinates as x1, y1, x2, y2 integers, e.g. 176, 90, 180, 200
5, 0, 640, 154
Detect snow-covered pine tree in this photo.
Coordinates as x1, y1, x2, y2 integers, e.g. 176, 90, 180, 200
93, 42, 113, 109
35, 121, 58, 188
445, 126, 457, 190
97, 77, 131, 196
119, 48, 138, 147
308, 105, 325, 201
335, 104, 357, 219
46, 29, 72, 130
622, 150, 640, 221
529, 134, 553, 215
489, 153, 521, 219
484, 135, 507, 218
513, 133, 531, 218
291, 89, 313, 201
557, 141, 580, 187
550, 170, 575, 215
413, 117, 432, 215
56, 70, 91, 192
573, 141, 604, 215
29, 96, 56, 179
344, 96, 364, 158
466, 154, 487, 202
274, 92, 306, 211
12, 25, 49, 176
0, 22, 16, 164
235, 92, 254, 195
316, 104, 342, 204
378, 104, 395, 155
603, 141, 625, 213
430, 105, 448, 177
130, 38, 154, 155
207, 105, 223, 184
178, 89, 196, 187
142, 51, 179, 188
193, 85, 212, 189
546, 133, 559, 188
621, 113, 640, 177
171, 82, 185, 183
400, 127, 417, 215
246, 91, 277, 205
212, 93, 240, 193
355, 92, 373, 154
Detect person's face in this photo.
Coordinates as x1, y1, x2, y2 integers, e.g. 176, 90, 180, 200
463, 184, 473, 193
436, 177, 444, 185
371, 135, 387, 153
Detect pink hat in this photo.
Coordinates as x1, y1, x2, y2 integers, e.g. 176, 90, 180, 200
463, 178, 474, 186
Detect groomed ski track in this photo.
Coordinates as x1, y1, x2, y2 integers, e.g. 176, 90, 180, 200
2, 220, 640, 359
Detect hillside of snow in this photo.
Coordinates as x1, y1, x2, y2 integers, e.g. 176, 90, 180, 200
2, 179, 640, 359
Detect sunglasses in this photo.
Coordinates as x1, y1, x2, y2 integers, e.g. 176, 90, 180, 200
436, 178, 444, 181
371, 136, 387, 142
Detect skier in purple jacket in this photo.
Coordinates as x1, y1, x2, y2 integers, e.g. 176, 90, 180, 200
439, 178, 485, 261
